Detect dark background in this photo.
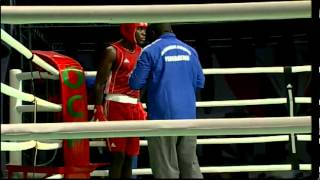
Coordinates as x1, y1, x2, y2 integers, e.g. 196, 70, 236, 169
1, 0, 318, 179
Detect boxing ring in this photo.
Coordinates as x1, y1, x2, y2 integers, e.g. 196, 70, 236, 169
1, 1, 318, 179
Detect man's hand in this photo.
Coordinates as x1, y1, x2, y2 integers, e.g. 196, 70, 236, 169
91, 105, 107, 121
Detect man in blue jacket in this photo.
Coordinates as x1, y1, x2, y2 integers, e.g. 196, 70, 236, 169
129, 23, 205, 178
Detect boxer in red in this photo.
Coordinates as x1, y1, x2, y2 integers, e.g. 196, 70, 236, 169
92, 23, 148, 178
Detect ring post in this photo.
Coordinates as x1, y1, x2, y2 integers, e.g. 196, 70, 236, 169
284, 66, 299, 172
9, 69, 23, 178
33, 51, 90, 178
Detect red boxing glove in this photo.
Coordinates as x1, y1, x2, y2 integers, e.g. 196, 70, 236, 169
91, 105, 107, 121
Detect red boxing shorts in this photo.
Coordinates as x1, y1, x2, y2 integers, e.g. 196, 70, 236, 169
105, 101, 147, 156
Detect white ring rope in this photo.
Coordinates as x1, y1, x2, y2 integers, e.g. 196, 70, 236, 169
43, 164, 313, 178
16, 71, 59, 81
1, 135, 290, 151
195, 97, 312, 107
2, 141, 37, 152
1, 116, 311, 141
1, 1, 310, 24
91, 135, 294, 147
46, 174, 64, 179
202, 66, 312, 74
2, 135, 316, 152
13, 64, 311, 83
46, 163, 312, 178
0, 83, 61, 111
296, 134, 312, 141
90, 164, 309, 176
14, 64, 311, 82
84, 65, 311, 77
14, 97, 313, 113
1, 29, 59, 76
1, 140, 62, 151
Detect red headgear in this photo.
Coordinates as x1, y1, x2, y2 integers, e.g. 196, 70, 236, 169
120, 23, 148, 44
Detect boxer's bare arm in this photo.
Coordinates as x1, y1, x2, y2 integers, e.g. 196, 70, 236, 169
93, 46, 116, 105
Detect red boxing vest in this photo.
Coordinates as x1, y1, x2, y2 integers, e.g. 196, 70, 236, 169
105, 41, 142, 98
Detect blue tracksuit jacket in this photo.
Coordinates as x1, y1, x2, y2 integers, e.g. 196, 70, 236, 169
129, 33, 205, 120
